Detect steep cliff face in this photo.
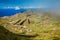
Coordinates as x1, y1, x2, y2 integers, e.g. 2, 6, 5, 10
0, 10, 60, 40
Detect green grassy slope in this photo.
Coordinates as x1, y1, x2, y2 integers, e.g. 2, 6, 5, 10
0, 10, 60, 40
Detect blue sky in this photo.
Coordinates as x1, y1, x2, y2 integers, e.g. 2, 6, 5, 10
0, 0, 60, 9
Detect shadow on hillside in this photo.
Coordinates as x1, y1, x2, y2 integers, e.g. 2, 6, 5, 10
0, 26, 34, 40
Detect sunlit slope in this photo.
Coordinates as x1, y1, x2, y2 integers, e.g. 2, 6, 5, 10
0, 10, 60, 40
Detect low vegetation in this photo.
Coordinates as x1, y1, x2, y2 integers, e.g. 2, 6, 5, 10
0, 10, 60, 40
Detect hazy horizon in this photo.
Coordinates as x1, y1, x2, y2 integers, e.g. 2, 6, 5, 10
0, 0, 60, 9
0, 0, 60, 17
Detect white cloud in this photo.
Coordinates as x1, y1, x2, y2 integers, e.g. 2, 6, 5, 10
3, 6, 46, 10
3, 6, 20, 10
22, 6, 45, 9
14, 6, 20, 10
3, 7, 13, 9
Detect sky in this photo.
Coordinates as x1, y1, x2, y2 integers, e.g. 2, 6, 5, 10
0, 0, 60, 9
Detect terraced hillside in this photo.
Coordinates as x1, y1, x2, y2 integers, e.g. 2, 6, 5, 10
0, 10, 60, 40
